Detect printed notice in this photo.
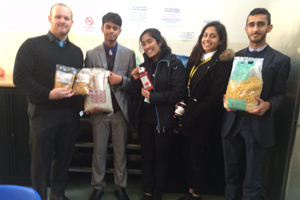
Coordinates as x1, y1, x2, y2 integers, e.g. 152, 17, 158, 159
179, 32, 196, 40
130, 6, 148, 24
161, 7, 183, 26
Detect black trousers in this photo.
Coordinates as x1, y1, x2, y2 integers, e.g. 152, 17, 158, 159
222, 115, 267, 200
183, 131, 209, 195
28, 103, 79, 200
138, 119, 174, 195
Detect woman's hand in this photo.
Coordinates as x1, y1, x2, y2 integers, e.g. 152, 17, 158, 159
131, 66, 141, 80
141, 88, 150, 99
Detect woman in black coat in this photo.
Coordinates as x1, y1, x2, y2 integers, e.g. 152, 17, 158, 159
177, 21, 234, 200
131, 28, 186, 200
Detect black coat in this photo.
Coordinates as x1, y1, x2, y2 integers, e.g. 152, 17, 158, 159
131, 51, 187, 131
180, 50, 234, 136
221, 46, 291, 147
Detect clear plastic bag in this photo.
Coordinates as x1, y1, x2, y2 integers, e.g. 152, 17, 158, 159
73, 68, 93, 95
224, 57, 264, 111
54, 64, 77, 90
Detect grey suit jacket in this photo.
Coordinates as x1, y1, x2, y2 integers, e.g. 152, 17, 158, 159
221, 45, 291, 147
85, 43, 136, 123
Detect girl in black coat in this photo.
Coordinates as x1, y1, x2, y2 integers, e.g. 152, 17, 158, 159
131, 28, 186, 200
177, 22, 234, 200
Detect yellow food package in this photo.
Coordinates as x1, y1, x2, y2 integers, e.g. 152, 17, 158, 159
54, 64, 77, 90
224, 57, 264, 111
73, 68, 93, 95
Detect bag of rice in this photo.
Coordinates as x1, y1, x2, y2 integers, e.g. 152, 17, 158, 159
224, 57, 264, 111
54, 64, 77, 90
84, 68, 113, 113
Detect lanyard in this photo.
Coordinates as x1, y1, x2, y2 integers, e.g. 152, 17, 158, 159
188, 56, 212, 87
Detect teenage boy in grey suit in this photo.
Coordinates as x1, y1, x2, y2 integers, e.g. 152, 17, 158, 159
221, 8, 290, 200
85, 12, 136, 200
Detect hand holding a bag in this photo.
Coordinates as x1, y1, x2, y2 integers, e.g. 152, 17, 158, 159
49, 88, 74, 100
108, 71, 122, 85
247, 97, 270, 116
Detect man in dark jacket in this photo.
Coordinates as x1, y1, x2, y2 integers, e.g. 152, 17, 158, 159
13, 3, 83, 200
221, 8, 290, 200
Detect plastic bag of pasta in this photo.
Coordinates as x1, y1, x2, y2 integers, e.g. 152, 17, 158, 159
224, 57, 264, 111
54, 64, 77, 90
84, 68, 114, 113
73, 68, 93, 95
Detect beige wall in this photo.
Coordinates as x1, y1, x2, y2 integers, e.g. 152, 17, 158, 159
0, 0, 271, 75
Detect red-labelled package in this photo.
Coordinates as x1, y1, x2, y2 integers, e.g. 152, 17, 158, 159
139, 67, 153, 91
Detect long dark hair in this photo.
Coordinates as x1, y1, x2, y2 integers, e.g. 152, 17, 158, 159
139, 28, 171, 59
189, 21, 227, 66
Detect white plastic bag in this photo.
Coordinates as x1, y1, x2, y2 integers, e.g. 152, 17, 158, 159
224, 57, 264, 111
84, 68, 113, 113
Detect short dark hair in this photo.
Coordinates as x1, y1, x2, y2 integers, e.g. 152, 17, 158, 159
247, 8, 271, 25
189, 21, 227, 66
139, 28, 171, 55
102, 12, 122, 27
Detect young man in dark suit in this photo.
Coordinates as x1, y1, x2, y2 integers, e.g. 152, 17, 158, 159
221, 8, 291, 200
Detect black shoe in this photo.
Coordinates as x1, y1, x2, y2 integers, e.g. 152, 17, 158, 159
88, 189, 104, 200
114, 187, 130, 200
178, 193, 194, 200
50, 194, 69, 200
140, 194, 152, 200
191, 196, 201, 200
152, 192, 162, 200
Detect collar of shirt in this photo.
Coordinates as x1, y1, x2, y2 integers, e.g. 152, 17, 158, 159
103, 42, 118, 55
248, 43, 268, 52
201, 51, 216, 61
47, 31, 69, 44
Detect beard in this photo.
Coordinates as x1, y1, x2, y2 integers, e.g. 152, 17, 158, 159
248, 30, 267, 44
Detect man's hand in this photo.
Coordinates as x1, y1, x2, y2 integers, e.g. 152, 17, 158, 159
91, 107, 102, 114
85, 107, 102, 115
49, 88, 74, 100
131, 66, 141, 80
108, 71, 122, 85
247, 97, 270, 116
88, 84, 93, 93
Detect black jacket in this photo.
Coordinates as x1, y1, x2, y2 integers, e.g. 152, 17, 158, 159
131, 51, 186, 132
221, 46, 291, 147
180, 50, 234, 136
